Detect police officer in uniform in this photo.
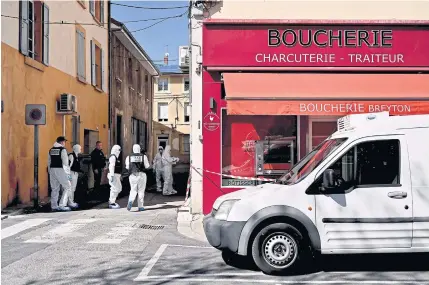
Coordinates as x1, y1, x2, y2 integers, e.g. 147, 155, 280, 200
68, 144, 82, 209
126, 144, 150, 211
48, 136, 72, 212
107, 145, 122, 209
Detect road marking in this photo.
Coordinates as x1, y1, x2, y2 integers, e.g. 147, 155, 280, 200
24, 219, 96, 243
167, 244, 214, 249
134, 244, 168, 280
134, 276, 429, 284
2, 219, 51, 240
88, 222, 137, 244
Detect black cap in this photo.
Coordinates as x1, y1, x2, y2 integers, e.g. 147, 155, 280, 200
56, 136, 67, 143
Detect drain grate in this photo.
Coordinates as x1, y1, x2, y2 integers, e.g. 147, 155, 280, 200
133, 224, 165, 230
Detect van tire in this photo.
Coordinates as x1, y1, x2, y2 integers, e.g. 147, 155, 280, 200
251, 223, 306, 275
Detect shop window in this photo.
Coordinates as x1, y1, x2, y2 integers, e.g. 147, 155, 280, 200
221, 109, 297, 187
311, 121, 337, 149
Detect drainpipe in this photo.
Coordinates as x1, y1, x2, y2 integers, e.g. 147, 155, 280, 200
107, 0, 112, 151
188, 0, 193, 211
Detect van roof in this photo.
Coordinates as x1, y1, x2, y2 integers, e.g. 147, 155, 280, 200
330, 112, 429, 139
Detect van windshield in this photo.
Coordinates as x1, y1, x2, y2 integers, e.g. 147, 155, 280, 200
276, 138, 347, 185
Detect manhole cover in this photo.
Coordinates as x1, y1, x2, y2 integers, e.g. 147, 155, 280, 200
133, 224, 165, 230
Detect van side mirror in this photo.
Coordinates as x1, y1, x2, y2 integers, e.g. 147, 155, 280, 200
322, 169, 335, 190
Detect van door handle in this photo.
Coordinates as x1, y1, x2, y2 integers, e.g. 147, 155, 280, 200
388, 191, 407, 199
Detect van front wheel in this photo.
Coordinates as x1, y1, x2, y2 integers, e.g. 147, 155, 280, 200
251, 223, 304, 275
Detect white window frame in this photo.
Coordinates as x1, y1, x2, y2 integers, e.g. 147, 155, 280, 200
183, 77, 190, 93
157, 77, 169, 93
158, 102, 168, 122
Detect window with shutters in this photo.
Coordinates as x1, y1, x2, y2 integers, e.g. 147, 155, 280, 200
137, 67, 142, 94
158, 103, 168, 122
90, 39, 104, 91
20, 0, 49, 65
89, 0, 104, 24
183, 77, 190, 92
184, 102, 190, 123
75, 25, 86, 82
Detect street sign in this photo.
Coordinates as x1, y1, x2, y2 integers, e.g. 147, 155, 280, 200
25, 104, 46, 125
25, 104, 46, 209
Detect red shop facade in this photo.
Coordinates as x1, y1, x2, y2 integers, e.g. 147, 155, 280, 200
201, 19, 429, 214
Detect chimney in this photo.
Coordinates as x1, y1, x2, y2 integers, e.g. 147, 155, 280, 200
164, 52, 169, 65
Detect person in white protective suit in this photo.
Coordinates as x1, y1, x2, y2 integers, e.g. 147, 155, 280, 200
161, 145, 179, 196
153, 146, 164, 192
67, 144, 82, 209
48, 136, 72, 212
107, 145, 122, 209
126, 144, 150, 211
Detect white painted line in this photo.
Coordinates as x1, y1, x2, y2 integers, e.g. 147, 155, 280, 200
88, 225, 137, 244
134, 244, 168, 280
2, 219, 51, 240
24, 219, 96, 243
167, 244, 214, 249
7, 215, 28, 219
134, 276, 429, 284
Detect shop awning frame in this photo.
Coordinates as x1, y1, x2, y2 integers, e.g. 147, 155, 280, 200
223, 73, 429, 116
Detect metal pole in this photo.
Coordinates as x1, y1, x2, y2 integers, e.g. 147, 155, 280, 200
34, 125, 39, 209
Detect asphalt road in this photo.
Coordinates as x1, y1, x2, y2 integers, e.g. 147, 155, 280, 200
2, 193, 429, 285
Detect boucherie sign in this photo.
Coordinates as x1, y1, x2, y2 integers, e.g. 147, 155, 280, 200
203, 25, 429, 68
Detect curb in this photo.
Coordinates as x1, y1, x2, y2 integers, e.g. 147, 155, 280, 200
177, 206, 207, 243
1, 209, 25, 220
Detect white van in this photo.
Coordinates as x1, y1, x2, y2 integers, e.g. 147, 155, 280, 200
203, 112, 429, 275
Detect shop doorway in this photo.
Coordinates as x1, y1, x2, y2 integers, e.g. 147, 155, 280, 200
309, 116, 338, 150
157, 135, 169, 150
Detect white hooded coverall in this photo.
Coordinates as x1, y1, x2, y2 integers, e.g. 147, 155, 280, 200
107, 145, 122, 207
48, 142, 72, 210
153, 147, 164, 192
162, 145, 179, 195
67, 144, 82, 208
126, 144, 150, 210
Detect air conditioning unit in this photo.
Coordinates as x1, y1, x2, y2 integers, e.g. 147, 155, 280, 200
179, 46, 190, 67
57, 93, 77, 113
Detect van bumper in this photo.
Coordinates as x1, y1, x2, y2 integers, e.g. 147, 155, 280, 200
203, 214, 246, 254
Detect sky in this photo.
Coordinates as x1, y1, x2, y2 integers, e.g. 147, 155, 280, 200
111, 1, 189, 66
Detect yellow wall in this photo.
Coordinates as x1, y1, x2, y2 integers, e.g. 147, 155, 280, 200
153, 74, 190, 162
1, 43, 108, 208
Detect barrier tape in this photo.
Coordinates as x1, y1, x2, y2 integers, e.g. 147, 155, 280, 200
190, 165, 277, 182
184, 171, 191, 205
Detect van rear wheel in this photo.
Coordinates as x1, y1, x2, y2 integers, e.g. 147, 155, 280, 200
251, 223, 304, 275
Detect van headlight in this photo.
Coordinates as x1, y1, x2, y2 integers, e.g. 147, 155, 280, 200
214, 200, 239, 221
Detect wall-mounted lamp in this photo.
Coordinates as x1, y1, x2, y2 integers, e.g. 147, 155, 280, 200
210, 97, 216, 109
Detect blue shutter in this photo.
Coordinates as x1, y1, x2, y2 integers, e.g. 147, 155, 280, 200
19, 0, 29, 56
42, 3, 49, 65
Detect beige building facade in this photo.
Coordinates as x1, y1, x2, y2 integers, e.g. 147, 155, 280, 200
189, 0, 429, 214
152, 58, 190, 173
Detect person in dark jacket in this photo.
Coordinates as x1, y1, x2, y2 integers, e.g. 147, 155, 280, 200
90, 141, 106, 190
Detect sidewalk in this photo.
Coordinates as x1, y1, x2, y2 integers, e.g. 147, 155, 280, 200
176, 204, 207, 243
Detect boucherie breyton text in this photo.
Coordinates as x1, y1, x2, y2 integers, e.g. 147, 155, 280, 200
268, 29, 393, 48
